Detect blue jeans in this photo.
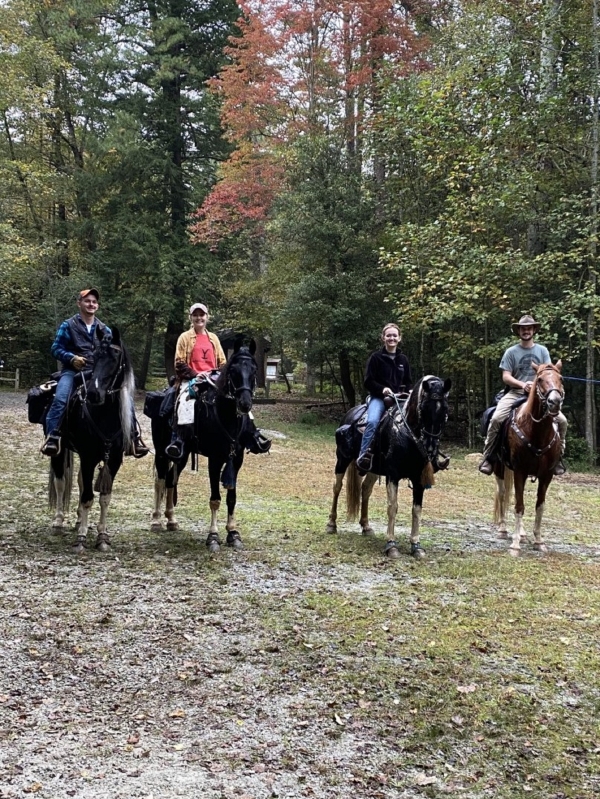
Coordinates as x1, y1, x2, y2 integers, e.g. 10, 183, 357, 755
358, 397, 385, 458
45, 369, 139, 438
45, 369, 76, 435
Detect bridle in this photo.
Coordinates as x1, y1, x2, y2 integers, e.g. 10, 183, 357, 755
531, 367, 564, 423
392, 383, 448, 460
223, 353, 257, 405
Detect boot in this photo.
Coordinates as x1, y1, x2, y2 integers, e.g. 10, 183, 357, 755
553, 458, 566, 476
478, 458, 494, 475
356, 449, 373, 476
40, 433, 61, 457
132, 433, 149, 458
434, 453, 450, 472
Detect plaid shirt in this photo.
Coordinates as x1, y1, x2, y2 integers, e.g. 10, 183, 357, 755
51, 315, 111, 367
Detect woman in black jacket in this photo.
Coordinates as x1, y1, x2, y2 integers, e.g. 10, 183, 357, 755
356, 324, 411, 473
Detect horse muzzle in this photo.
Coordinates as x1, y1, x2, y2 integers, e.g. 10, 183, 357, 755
546, 389, 563, 416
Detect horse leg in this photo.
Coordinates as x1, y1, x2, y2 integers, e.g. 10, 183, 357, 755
509, 471, 527, 553
74, 458, 95, 554
166, 456, 186, 531
151, 477, 166, 532
494, 475, 509, 539
409, 484, 426, 559
206, 458, 222, 553
359, 473, 378, 536
384, 480, 400, 559
95, 452, 122, 552
533, 475, 552, 552
327, 471, 345, 534
224, 452, 244, 550
49, 452, 69, 533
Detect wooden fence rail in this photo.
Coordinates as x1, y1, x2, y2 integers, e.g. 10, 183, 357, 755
0, 369, 19, 389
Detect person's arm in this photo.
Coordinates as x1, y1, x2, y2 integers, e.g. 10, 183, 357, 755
502, 369, 533, 393
364, 352, 388, 398
50, 321, 76, 367
401, 355, 412, 391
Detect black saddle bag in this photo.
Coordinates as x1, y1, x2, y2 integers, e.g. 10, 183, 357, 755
144, 389, 167, 420
26, 381, 57, 425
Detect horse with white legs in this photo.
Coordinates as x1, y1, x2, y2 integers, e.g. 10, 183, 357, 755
327, 376, 451, 558
48, 328, 134, 554
493, 361, 564, 553
150, 342, 259, 552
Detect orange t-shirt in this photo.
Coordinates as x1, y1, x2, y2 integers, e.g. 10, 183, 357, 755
189, 333, 216, 373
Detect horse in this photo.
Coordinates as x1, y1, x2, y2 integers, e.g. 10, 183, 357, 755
492, 361, 564, 553
150, 341, 258, 552
327, 375, 452, 558
48, 328, 135, 554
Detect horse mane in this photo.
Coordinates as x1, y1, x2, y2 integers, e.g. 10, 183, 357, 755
119, 344, 135, 448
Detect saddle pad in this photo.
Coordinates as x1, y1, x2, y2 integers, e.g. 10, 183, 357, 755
176, 382, 195, 425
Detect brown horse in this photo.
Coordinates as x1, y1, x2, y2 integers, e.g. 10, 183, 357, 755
493, 361, 564, 553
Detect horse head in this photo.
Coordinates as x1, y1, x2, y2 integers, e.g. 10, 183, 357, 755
222, 339, 257, 414
415, 375, 452, 460
86, 327, 129, 406
532, 360, 564, 418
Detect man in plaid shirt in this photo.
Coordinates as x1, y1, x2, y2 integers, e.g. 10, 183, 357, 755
41, 288, 148, 458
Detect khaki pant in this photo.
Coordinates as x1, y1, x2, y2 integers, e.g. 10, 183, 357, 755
483, 388, 567, 460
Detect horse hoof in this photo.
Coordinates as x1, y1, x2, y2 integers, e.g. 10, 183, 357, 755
362, 526, 375, 536
51, 525, 65, 535
386, 546, 400, 559
166, 521, 179, 532
96, 537, 111, 552
410, 544, 425, 559
497, 530, 509, 540
226, 531, 244, 550
533, 542, 548, 553
206, 534, 221, 553
73, 539, 86, 555
508, 546, 520, 557
150, 521, 163, 533
326, 523, 337, 534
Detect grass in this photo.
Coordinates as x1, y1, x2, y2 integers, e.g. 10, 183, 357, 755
0, 395, 599, 798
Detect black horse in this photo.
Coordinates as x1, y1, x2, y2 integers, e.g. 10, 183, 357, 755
48, 328, 135, 554
150, 341, 258, 552
327, 375, 452, 558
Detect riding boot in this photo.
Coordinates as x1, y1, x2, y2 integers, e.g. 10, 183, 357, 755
433, 452, 450, 472
41, 433, 62, 457
356, 449, 373, 476
478, 458, 494, 475
132, 433, 149, 458
553, 458, 566, 476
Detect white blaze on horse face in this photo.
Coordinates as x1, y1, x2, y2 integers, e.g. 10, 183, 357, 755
95, 378, 99, 389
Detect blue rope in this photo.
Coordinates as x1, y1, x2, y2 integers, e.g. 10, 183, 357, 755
562, 376, 600, 385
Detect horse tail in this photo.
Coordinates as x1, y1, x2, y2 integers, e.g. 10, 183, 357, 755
94, 463, 114, 495
346, 460, 362, 521
493, 467, 513, 523
48, 450, 73, 511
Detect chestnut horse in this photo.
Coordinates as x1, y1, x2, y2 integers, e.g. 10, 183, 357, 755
493, 361, 564, 553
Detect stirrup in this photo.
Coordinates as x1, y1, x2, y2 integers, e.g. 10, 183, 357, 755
41, 434, 61, 457
356, 451, 373, 476
165, 439, 184, 460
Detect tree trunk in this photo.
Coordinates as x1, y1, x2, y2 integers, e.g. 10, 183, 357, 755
339, 351, 355, 407
139, 309, 157, 390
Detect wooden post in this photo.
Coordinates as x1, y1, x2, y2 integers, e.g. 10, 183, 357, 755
14, 368, 19, 390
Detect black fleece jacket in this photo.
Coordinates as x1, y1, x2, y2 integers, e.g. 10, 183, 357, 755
364, 348, 412, 399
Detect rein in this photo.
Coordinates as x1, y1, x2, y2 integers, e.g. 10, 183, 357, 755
511, 366, 563, 456
392, 389, 446, 461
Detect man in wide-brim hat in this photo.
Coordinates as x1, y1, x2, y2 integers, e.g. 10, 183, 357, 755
479, 314, 567, 476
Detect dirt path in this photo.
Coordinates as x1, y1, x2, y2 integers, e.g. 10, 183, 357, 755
1, 391, 599, 799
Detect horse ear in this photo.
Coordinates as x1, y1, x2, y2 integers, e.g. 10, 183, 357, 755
531, 361, 539, 372
248, 339, 256, 356
110, 327, 120, 346
443, 378, 452, 394
554, 359, 562, 372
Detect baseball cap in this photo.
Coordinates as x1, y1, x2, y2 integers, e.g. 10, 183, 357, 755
189, 303, 208, 314
78, 288, 100, 301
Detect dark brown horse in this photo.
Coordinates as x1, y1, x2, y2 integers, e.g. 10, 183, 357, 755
493, 361, 564, 553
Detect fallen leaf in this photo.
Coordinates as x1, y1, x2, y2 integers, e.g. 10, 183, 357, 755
414, 774, 437, 786
23, 785, 43, 794
334, 714, 345, 726
169, 708, 186, 718
457, 684, 477, 694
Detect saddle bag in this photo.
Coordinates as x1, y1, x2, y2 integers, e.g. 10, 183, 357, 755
26, 381, 57, 425
143, 389, 167, 420
335, 423, 360, 460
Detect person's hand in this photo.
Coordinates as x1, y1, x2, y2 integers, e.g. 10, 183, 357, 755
71, 355, 86, 371
382, 387, 393, 396
523, 381, 533, 393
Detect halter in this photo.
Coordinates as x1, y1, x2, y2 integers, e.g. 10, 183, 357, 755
223, 353, 256, 404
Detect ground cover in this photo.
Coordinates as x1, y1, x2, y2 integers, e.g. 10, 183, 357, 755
0, 391, 599, 799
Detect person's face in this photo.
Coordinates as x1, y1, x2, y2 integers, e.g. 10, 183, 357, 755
518, 325, 535, 342
77, 294, 98, 316
191, 309, 208, 327
382, 327, 400, 351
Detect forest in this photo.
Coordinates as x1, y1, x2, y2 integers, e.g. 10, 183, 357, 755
0, 0, 598, 460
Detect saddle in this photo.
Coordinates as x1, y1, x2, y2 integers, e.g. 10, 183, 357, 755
26, 380, 57, 425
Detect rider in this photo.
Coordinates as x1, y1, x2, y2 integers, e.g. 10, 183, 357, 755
40, 288, 149, 458
165, 302, 227, 459
479, 314, 567, 476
